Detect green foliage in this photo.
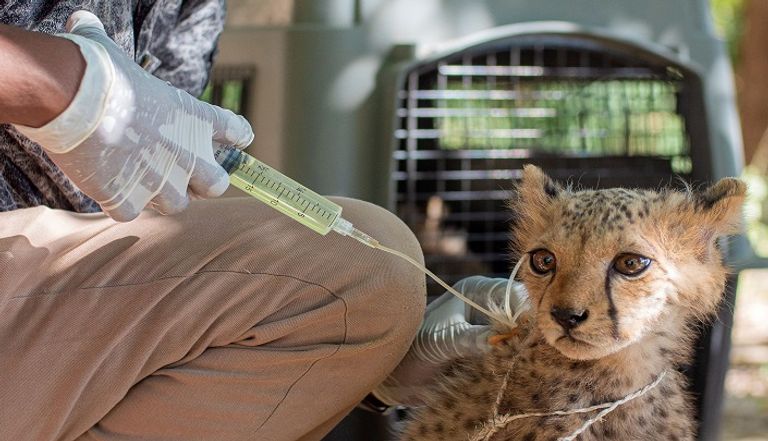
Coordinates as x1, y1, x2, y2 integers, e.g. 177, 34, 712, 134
199, 81, 244, 114
220, 81, 244, 114
436, 79, 690, 172
742, 167, 768, 256
200, 84, 213, 103
710, 0, 745, 64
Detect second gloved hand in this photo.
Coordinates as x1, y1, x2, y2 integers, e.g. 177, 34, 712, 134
13, 10, 253, 221
371, 276, 529, 408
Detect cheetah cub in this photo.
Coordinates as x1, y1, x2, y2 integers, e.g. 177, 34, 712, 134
402, 165, 746, 441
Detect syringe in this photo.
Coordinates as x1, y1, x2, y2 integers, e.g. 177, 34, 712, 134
213, 144, 512, 325
213, 144, 379, 247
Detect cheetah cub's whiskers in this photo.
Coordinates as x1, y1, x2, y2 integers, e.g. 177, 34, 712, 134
401, 165, 747, 441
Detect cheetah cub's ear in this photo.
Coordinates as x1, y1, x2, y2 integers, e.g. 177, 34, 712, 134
695, 177, 747, 235
509, 165, 563, 252
672, 177, 747, 261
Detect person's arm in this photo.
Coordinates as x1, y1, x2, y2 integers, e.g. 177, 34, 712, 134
1, 11, 253, 221
0, 24, 85, 127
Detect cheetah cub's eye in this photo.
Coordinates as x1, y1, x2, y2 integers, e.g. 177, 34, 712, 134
530, 249, 557, 274
613, 253, 651, 276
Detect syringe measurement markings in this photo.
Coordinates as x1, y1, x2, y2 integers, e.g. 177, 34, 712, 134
303, 201, 334, 216
237, 163, 254, 177
240, 172, 326, 216
251, 171, 265, 186
275, 181, 287, 199
219, 149, 346, 232
309, 205, 325, 214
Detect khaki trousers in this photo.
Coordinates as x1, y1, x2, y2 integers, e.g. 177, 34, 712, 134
0, 197, 426, 441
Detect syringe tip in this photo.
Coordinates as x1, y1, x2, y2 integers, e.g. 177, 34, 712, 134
350, 228, 379, 248
331, 217, 379, 248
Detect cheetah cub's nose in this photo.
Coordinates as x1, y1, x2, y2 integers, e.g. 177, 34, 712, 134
551, 307, 589, 330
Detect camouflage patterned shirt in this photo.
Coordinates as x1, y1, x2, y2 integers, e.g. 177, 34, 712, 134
0, 0, 226, 212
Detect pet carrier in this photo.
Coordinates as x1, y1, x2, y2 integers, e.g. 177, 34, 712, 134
386, 28, 737, 441
211, 1, 751, 439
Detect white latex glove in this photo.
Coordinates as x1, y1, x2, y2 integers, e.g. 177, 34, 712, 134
13, 10, 253, 221
371, 276, 529, 408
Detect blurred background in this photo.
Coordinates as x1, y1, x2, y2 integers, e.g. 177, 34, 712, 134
205, 1, 767, 439
710, 2, 768, 440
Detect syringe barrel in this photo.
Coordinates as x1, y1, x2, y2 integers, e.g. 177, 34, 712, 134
214, 144, 343, 235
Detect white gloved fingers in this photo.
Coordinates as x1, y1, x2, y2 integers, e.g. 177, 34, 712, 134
423, 291, 466, 330
95, 154, 175, 220
195, 101, 254, 148
414, 322, 491, 363
64, 10, 121, 51
450, 324, 492, 357
189, 157, 230, 198
149, 150, 195, 214
425, 287, 463, 315
105, 154, 192, 217
187, 189, 205, 201
101, 199, 143, 222
65, 11, 143, 74
65, 10, 106, 34
373, 322, 492, 407
150, 186, 191, 215
372, 276, 524, 408
428, 276, 505, 320
453, 276, 507, 302
453, 276, 530, 325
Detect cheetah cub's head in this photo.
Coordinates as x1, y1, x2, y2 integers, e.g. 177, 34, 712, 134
510, 165, 746, 361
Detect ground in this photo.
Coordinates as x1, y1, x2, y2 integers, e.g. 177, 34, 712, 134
722, 269, 768, 441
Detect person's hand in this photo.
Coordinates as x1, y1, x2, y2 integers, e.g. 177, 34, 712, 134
13, 11, 253, 221
369, 276, 529, 408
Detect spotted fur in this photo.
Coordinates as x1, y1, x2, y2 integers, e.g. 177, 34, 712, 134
401, 165, 746, 441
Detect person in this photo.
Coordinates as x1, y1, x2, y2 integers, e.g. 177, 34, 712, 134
0, 4, 501, 441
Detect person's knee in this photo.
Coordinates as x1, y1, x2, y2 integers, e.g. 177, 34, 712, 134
194, 196, 426, 365
331, 197, 426, 365
367, 251, 425, 355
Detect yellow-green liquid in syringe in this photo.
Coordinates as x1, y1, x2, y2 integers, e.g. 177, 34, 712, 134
213, 144, 348, 236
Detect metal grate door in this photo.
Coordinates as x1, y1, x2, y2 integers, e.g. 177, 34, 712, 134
392, 35, 695, 296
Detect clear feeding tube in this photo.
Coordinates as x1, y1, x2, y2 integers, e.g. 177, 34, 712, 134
213, 144, 516, 327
